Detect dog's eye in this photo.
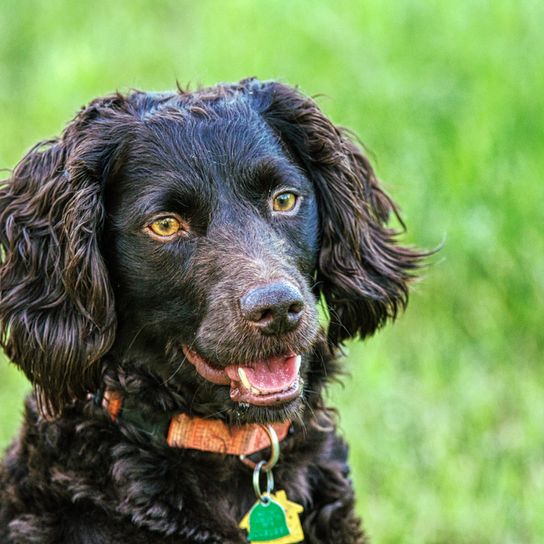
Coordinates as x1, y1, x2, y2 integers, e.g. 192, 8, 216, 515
147, 216, 184, 238
272, 192, 298, 213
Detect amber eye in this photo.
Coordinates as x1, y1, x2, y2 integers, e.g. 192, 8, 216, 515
148, 216, 183, 238
272, 192, 298, 213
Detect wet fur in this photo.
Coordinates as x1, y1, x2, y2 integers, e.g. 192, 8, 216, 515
0, 79, 423, 542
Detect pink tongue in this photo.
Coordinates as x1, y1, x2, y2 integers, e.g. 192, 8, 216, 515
225, 355, 300, 393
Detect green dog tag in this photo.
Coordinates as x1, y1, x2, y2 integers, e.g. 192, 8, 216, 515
247, 496, 289, 541
240, 490, 304, 544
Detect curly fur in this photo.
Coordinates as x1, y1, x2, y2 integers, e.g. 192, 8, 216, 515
0, 79, 424, 543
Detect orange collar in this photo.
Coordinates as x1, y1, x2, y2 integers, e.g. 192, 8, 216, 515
102, 389, 291, 456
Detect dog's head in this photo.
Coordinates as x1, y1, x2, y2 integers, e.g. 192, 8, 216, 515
0, 80, 422, 422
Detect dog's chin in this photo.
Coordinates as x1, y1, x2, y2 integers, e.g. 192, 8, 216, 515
181, 345, 306, 424
228, 396, 304, 425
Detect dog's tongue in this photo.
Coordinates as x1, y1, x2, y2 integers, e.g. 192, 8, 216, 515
225, 354, 300, 394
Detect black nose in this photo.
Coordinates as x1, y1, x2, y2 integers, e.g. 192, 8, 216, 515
240, 282, 304, 335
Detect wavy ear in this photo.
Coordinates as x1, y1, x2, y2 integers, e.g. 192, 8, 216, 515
0, 98, 126, 415
251, 81, 425, 346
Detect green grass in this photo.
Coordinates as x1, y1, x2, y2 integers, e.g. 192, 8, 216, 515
1, 1, 542, 541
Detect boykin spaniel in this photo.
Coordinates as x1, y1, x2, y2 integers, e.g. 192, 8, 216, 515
0, 79, 423, 543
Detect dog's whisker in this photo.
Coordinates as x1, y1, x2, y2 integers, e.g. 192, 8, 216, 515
326, 306, 353, 340
203, 407, 230, 420
161, 333, 203, 386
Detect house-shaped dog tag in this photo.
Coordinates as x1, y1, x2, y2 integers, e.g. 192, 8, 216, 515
240, 490, 304, 543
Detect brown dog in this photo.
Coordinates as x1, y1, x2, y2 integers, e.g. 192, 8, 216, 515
0, 79, 422, 543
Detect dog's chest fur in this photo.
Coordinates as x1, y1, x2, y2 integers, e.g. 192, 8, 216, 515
0, 363, 358, 543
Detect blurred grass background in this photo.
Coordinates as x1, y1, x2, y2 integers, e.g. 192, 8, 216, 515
0, 1, 542, 542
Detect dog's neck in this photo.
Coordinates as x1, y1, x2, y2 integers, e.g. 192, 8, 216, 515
100, 386, 292, 456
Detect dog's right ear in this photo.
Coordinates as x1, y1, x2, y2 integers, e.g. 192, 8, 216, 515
0, 96, 129, 416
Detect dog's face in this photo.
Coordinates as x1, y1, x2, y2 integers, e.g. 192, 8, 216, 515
0, 80, 422, 419
104, 105, 320, 422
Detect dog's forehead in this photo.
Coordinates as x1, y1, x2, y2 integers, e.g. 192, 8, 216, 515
144, 101, 279, 161
120, 101, 299, 198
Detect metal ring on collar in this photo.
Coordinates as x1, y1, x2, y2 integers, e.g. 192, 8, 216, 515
239, 424, 280, 472
253, 459, 275, 501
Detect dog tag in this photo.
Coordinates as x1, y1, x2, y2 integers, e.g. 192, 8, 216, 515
240, 490, 304, 544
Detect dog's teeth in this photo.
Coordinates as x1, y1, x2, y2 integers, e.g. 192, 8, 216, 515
238, 367, 252, 390
295, 355, 302, 372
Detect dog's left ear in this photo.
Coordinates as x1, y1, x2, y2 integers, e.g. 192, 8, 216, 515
249, 80, 425, 346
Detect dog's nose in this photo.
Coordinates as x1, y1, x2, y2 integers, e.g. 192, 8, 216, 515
240, 282, 304, 335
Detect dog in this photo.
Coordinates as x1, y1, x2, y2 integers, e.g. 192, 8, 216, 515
0, 79, 422, 543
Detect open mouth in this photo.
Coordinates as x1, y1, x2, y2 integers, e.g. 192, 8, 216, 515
182, 346, 302, 407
